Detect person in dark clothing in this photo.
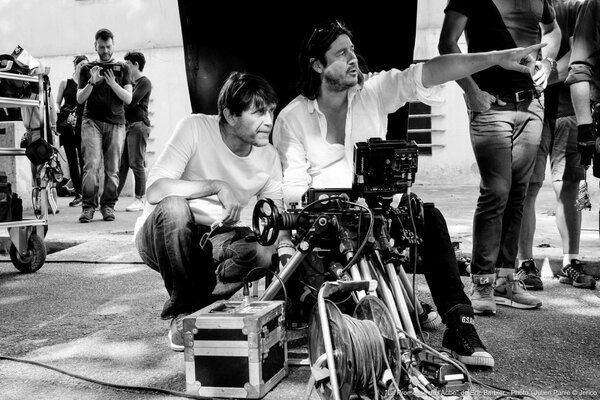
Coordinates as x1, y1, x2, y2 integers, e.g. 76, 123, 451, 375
519, 0, 595, 290
56, 54, 88, 207
117, 51, 152, 212
439, 0, 561, 315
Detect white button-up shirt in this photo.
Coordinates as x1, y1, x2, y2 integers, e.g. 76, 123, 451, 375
273, 63, 444, 205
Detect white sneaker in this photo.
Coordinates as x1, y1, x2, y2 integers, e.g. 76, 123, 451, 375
125, 198, 145, 212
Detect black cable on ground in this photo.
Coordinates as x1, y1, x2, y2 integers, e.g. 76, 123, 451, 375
0, 355, 211, 399
0, 259, 145, 264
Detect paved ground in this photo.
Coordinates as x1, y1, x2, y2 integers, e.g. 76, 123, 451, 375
0, 186, 599, 400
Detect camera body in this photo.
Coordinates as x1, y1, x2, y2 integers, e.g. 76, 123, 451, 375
99, 63, 123, 77
88, 61, 123, 78
353, 138, 419, 198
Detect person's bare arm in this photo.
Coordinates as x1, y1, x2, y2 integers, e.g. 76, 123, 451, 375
147, 178, 243, 225
103, 68, 132, 105
438, 10, 498, 111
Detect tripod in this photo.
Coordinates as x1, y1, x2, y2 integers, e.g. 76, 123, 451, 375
255, 194, 436, 344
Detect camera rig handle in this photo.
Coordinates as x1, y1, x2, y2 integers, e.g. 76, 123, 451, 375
252, 198, 283, 246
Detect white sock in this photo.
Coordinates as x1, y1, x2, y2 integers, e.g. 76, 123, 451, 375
563, 254, 578, 268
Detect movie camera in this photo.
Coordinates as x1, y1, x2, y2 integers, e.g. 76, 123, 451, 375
250, 139, 470, 399
252, 138, 422, 249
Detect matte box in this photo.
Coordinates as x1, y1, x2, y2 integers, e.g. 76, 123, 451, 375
183, 300, 287, 399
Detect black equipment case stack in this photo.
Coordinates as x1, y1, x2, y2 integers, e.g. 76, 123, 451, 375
183, 300, 287, 398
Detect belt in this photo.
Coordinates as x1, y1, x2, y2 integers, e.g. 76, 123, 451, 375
496, 88, 541, 104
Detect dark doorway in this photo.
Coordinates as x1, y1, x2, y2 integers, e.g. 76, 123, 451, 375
177, 2, 418, 139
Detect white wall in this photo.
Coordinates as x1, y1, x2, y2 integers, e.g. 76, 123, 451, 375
0, 0, 191, 195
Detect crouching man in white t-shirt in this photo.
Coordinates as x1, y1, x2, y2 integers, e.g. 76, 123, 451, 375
134, 72, 290, 351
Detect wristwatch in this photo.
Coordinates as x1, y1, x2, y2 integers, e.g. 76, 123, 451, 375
544, 57, 557, 71
88, 79, 96, 87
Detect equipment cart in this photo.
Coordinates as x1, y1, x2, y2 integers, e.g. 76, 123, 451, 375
0, 70, 49, 273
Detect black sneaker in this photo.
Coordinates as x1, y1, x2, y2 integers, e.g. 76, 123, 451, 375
79, 207, 94, 223
516, 259, 543, 291
101, 207, 115, 222
559, 260, 596, 289
69, 195, 82, 207
441, 304, 494, 368
168, 314, 187, 352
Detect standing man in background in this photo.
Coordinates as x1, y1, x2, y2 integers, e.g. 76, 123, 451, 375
77, 28, 132, 223
519, 0, 595, 291
438, 0, 561, 315
564, 0, 600, 288
118, 51, 152, 212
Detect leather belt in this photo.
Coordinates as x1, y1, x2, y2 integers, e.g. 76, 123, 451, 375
496, 88, 541, 104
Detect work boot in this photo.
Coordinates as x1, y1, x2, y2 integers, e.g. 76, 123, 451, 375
101, 206, 116, 221
441, 304, 494, 368
559, 259, 596, 289
516, 259, 543, 291
469, 274, 496, 315
78, 207, 94, 223
494, 269, 542, 309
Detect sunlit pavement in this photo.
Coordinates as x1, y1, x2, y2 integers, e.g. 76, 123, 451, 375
1, 187, 598, 400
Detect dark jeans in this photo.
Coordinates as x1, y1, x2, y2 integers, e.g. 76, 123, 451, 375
418, 204, 470, 321
61, 128, 83, 196
117, 121, 150, 197
469, 100, 544, 273
135, 196, 271, 319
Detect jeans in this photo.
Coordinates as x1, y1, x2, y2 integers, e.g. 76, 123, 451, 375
61, 120, 84, 196
117, 121, 150, 197
469, 99, 544, 274
81, 117, 125, 210
419, 204, 470, 320
136, 196, 271, 319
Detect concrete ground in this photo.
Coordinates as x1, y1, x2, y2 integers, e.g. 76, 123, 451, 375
0, 186, 599, 400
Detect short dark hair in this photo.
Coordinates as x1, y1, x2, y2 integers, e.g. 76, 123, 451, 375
95, 28, 114, 42
297, 19, 354, 100
217, 71, 278, 120
124, 51, 146, 71
73, 54, 88, 66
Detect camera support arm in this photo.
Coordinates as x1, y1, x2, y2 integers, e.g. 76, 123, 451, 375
260, 214, 333, 301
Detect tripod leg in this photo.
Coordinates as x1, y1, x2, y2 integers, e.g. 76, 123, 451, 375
260, 250, 307, 301
358, 257, 376, 296
367, 257, 417, 339
347, 253, 367, 300
396, 264, 424, 314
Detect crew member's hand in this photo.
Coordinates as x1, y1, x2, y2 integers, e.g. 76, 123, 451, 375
577, 123, 597, 167
532, 59, 552, 89
89, 66, 104, 85
216, 182, 242, 225
497, 43, 546, 75
465, 88, 499, 112
103, 68, 117, 88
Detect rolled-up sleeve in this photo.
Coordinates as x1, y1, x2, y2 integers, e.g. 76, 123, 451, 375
374, 64, 445, 114
566, 0, 600, 86
272, 117, 311, 206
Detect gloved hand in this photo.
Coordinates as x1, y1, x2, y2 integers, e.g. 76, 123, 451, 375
577, 124, 597, 167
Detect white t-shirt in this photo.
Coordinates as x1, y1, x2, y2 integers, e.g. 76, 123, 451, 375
133, 113, 283, 240
272, 63, 444, 205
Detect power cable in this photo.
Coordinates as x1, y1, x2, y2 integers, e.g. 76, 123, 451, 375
0, 355, 211, 399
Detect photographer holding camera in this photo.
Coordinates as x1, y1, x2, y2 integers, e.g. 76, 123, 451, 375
76, 28, 132, 223
274, 19, 544, 368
